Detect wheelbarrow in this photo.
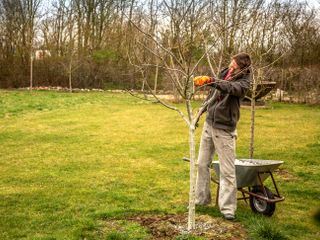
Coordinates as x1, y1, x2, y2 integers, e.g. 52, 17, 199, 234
212, 159, 285, 216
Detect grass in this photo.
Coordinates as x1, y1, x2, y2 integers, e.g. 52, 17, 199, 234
245, 215, 288, 240
0, 90, 319, 239
174, 235, 204, 240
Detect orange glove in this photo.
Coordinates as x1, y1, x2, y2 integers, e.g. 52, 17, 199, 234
193, 75, 213, 87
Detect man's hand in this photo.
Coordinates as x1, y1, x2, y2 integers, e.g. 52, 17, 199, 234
193, 76, 213, 87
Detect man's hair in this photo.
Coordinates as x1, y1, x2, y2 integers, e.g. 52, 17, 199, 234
232, 52, 251, 70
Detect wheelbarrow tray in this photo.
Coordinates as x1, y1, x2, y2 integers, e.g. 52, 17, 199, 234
212, 159, 283, 188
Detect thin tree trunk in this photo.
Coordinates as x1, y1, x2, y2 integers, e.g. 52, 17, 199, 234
69, 59, 72, 92
187, 100, 196, 231
173, 83, 180, 102
280, 69, 284, 102
250, 74, 257, 159
30, 53, 33, 91
154, 63, 159, 93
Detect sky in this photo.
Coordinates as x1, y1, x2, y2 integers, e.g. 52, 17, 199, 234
41, 0, 319, 9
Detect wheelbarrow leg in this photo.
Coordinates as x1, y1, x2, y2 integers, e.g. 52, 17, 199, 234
211, 177, 220, 207
269, 171, 282, 197
257, 173, 268, 197
242, 189, 248, 205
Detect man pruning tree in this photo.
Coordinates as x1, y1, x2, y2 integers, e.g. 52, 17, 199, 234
194, 52, 252, 220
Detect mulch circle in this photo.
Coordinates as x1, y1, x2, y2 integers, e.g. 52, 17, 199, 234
126, 213, 247, 240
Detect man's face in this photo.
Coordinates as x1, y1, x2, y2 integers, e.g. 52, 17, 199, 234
229, 59, 239, 70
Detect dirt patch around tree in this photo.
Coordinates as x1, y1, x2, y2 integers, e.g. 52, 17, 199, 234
104, 213, 247, 239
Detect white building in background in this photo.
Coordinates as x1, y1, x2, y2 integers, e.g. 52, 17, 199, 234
35, 50, 51, 60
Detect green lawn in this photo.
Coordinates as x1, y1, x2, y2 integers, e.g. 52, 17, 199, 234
0, 90, 319, 240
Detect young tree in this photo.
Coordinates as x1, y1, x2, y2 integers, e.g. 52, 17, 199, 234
125, 0, 258, 230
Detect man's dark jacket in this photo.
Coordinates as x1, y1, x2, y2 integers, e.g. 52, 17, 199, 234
206, 68, 251, 131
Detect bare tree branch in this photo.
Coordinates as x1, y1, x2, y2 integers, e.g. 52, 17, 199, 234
123, 11, 186, 72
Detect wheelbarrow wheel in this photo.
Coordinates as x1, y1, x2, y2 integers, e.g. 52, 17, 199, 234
249, 186, 276, 216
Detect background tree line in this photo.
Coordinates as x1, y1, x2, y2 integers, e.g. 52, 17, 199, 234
0, 0, 319, 103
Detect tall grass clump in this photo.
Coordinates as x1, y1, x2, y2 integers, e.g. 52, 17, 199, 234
248, 217, 288, 240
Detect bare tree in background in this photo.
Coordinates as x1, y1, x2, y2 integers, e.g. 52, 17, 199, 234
1, 0, 319, 98
65, 0, 77, 92
0, 0, 41, 88
22, 0, 42, 90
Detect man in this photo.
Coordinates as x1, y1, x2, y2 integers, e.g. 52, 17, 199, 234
195, 52, 252, 220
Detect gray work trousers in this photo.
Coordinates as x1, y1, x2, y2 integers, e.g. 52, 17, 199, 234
195, 121, 237, 215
